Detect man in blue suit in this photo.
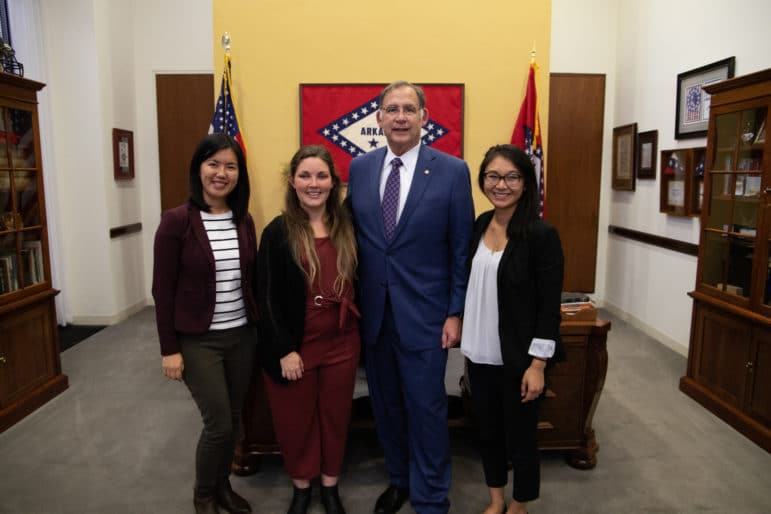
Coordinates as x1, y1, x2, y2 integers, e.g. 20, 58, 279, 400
347, 81, 474, 514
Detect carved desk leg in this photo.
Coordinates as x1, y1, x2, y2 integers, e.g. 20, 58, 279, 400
232, 367, 281, 476
566, 326, 608, 469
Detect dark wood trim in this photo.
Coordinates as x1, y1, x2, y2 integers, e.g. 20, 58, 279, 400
0, 287, 58, 315
608, 224, 698, 256
689, 290, 771, 329
109, 222, 142, 239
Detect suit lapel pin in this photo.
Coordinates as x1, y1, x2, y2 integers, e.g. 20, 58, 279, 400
424, 169, 430, 175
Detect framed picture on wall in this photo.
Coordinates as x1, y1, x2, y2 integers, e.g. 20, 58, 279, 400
637, 130, 658, 179
300, 83, 464, 182
675, 57, 735, 139
112, 128, 134, 180
612, 123, 637, 191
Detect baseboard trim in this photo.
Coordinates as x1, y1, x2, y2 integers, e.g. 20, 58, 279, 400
71, 299, 149, 326
602, 301, 689, 357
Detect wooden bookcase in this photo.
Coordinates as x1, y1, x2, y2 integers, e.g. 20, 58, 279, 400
0, 73, 68, 432
680, 68, 771, 451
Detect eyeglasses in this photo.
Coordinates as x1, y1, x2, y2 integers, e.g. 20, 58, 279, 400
483, 172, 523, 187
381, 104, 421, 117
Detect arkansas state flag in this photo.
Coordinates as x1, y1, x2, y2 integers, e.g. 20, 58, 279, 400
209, 54, 247, 158
511, 62, 545, 216
301, 84, 464, 182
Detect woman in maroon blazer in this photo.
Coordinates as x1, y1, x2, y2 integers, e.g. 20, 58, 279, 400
152, 133, 257, 514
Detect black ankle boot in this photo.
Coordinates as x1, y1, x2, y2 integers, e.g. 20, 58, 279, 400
287, 486, 312, 514
321, 485, 346, 514
194, 493, 220, 514
216, 480, 252, 514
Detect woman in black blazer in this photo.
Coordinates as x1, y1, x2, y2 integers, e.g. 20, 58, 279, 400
460, 144, 564, 514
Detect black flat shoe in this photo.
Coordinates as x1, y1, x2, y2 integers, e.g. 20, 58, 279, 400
373, 485, 409, 514
216, 480, 251, 513
321, 485, 346, 514
194, 494, 220, 514
288, 485, 312, 514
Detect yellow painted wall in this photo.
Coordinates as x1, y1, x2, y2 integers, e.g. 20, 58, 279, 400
213, 0, 551, 229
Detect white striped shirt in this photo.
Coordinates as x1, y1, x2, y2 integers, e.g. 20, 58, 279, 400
201, 210, 247, 331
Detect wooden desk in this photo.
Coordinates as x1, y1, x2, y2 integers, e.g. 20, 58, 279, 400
234, 319, 610, 473
538, 319, 610, 468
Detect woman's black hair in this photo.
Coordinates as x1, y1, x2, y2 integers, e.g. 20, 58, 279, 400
188, 133, 250, 224
477, 144, 540, 238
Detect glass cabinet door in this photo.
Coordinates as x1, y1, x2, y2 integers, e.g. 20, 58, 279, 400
0, 170, 12, 231
0, 232, 19, 293
14, 170, 40, 228
701, 107, 767, 302
0, 107, 9, 167
763, 199, 771, 311
8, 108, 36, 168
0, 105, 47, 296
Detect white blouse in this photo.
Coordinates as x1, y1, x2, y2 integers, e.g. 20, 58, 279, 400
461, 239, 504, 365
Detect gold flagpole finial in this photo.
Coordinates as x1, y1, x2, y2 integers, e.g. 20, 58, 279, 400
530, 42, 536, 64
221, 32, 231, 55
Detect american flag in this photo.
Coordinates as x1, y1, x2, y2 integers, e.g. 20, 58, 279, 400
685, 85, 702, 123
209, 54, 246, 158
511, 61, 545, 217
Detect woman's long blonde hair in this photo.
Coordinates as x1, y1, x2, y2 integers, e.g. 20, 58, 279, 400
283, 145, 357, 296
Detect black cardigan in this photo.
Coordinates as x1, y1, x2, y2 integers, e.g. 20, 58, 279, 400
468, 210, 565, 375
256, 215, 308, 384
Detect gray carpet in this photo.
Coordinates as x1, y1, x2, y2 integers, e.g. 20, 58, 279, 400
0, 307, 769, 513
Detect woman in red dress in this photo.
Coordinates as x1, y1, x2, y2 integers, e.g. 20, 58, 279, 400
257, 145, 359, 514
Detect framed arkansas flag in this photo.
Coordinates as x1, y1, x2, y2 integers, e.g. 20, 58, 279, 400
300, 83, 464, 182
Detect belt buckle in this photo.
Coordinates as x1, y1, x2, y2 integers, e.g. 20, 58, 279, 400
313, 295, 323, 306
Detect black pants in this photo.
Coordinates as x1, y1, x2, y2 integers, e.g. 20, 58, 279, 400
466, 359, 541, 503
180, 324, 256, 495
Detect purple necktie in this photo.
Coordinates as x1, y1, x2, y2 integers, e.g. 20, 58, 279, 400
382, 157, 402, 241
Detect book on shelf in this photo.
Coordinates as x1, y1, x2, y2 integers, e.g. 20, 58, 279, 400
735, 175, 745, 196
22, 239, 44, 284
0, 253, 18, 293
20, 248, 34, 286
0, 258, 6, 293
745, 175, 762, 197
755, 119, 766, 144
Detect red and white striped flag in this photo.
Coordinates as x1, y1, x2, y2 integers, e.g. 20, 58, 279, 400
511, 61, 545, 217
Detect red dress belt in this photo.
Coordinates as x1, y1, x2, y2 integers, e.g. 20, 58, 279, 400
308, 294, 361, 329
